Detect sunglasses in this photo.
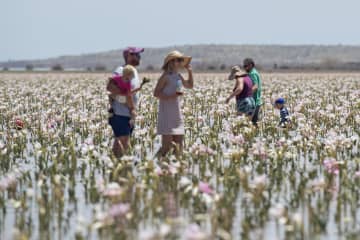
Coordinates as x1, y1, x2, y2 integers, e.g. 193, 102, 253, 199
129, 52, 141, 58
174, 58, 184, 63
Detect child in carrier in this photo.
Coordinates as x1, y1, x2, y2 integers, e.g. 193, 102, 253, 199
108, 65, 137, 121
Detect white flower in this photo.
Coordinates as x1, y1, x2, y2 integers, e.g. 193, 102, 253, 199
179, 176, 192, 188
269, 203, 286, 218
292, 212, 302, 226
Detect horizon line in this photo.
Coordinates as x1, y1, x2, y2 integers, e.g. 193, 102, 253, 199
2, 43, 360, 63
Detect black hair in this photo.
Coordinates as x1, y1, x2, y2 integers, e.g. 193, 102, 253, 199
243, 58, 255, 67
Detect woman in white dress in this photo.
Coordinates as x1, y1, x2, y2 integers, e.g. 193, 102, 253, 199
153, 51, 194, 157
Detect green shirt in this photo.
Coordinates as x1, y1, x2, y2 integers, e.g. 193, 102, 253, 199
248, 68, 262, 106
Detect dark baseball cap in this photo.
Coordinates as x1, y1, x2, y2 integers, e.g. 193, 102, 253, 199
275, 98, 286, 104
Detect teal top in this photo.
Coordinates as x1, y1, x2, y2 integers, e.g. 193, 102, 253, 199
248, 68, 262, 106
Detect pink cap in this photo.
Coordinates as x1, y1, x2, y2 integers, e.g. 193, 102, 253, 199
123, 47, 144, 56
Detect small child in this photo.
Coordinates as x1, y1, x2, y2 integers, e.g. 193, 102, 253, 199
274, 97, 291, 128
108, 65, 137, 120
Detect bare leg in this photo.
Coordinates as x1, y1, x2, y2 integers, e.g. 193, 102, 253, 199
119, 136, 130, 153
112, 136, 130, 158
112, 137, 124, 158
157, 135, 173, 158
173, 135, 184, 156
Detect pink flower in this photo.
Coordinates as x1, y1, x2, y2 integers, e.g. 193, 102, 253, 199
0, 181, 7, 191
229, 134, 245, 145
155, 166, 164, 176
276, 138, 286, 147
355, 171, 360, 178
251, 141, 267, 160
198, 181, 213, 195
102, 182, 123, 197
196, 116, 204, 123
14, 118, 24, 130
184, 224, 208, 240
96, 178, 105, 193
47, 119, 57, 129
84, 137, 94, 145
323, 158, 339, 175
0, 172, 22, 191
190, 144, 215, 156
253, 175, 267, 186
108, 203, 130, 218
168, 164, 178, 175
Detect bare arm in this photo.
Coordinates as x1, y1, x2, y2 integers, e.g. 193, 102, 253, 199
180, 65, 194, 89
126, 94, 135, 110
252, 84, 258, 92
251, 73, 260, 92
239, 73, 248, 78
131, 87, 141, 94
153, 74, 177, 100
131, 77, 151, 94
226, 78, 244, 102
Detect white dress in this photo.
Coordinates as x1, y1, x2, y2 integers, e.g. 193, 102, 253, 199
157, 72, 185, 135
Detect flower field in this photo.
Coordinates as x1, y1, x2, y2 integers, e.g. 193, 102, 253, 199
0, 72, 359, 240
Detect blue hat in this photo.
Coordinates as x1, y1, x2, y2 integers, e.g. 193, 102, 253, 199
275, 98, 285, 104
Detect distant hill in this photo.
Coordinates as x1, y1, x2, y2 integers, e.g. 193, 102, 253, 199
2, 44, 360, 71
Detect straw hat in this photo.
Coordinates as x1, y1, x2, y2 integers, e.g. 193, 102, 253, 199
228, 65, 246, 80
162, 51, 192, 70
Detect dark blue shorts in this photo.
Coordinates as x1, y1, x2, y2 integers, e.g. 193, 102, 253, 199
108, 115, 133, 137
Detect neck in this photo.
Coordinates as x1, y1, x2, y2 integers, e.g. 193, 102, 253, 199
125, 62, 138, 67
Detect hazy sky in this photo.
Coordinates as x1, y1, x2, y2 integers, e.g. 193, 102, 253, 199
1, 0, 359, 61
